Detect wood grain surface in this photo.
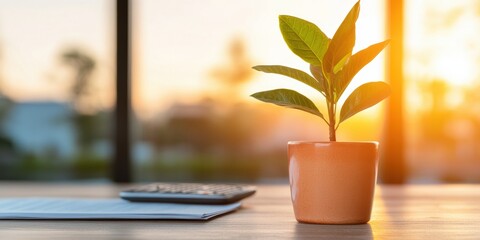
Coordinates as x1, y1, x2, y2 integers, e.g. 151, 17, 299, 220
0, 182, 479, 239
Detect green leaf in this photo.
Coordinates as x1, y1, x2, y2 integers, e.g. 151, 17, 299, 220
251, 89, 326, 121
309, 64, 329, 97
323, 1, 360, 73
339, 81, 390, 124
335, 40, 390, 102
279, 15, 330, 65
333, 52, 351, 74
253, 65, 325, 94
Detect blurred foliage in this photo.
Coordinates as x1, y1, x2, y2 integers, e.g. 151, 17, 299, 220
135, 151, 286, 183
70, 153, 108, 179
415, 80, 480, 183
139, 98, 287, 182
132, 38, 288, 182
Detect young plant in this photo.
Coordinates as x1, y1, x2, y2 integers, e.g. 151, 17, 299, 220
251, 1, 390, 141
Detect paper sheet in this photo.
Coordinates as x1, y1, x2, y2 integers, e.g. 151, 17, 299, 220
0, 198, 241, 220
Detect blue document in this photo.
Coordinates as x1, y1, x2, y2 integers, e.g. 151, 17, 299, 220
0, 198, 241, 220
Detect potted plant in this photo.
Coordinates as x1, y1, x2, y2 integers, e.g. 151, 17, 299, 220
251, 1, 390, 224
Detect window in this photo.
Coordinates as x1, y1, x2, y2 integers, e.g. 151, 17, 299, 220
0, 0, 114, 180
4, 0, 476, 184
404, 0, 480, 183
131, 0, 386, 182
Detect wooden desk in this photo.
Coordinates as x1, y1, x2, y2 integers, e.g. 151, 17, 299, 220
0, 183, 479, 239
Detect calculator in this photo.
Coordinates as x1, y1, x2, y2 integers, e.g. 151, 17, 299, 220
120, 183, 256, 204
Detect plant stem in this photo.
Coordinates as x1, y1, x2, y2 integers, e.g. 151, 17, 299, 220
328, 101, 336, 141
326, 73, 336, 142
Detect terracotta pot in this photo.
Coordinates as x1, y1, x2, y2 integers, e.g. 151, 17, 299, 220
288, 141, 379, 224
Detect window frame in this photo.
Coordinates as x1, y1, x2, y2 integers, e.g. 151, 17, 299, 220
112, 0, 131, 182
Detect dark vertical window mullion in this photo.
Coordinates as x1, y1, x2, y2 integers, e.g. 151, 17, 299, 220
382, 0, 407, 183
113, 0, 131, 183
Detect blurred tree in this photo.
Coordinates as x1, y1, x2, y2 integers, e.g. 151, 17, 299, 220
60, 49, 101, 154
61, 49, 96, 111
419, 80, 452, 141
210, 37, 254, 100
0, 41, 10, 129
60, 48, 109, 178
0, 39, 17, 178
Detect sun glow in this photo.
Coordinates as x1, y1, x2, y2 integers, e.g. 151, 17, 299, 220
431, 55, 476, 86
406, 0, 480, 88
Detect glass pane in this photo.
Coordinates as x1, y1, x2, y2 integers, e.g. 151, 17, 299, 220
132, 0, 386, 182
405, 0, 480, 182
0, 0, 114, 180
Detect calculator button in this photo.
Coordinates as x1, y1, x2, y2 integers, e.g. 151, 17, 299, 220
121, 183, 256, 204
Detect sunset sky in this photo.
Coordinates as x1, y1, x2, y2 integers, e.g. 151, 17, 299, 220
0, 0, 478, 119
0, 0, 115, 108
0, 0, 385, 119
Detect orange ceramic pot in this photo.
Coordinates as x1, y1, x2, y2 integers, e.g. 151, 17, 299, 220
288, 141, 379, 224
